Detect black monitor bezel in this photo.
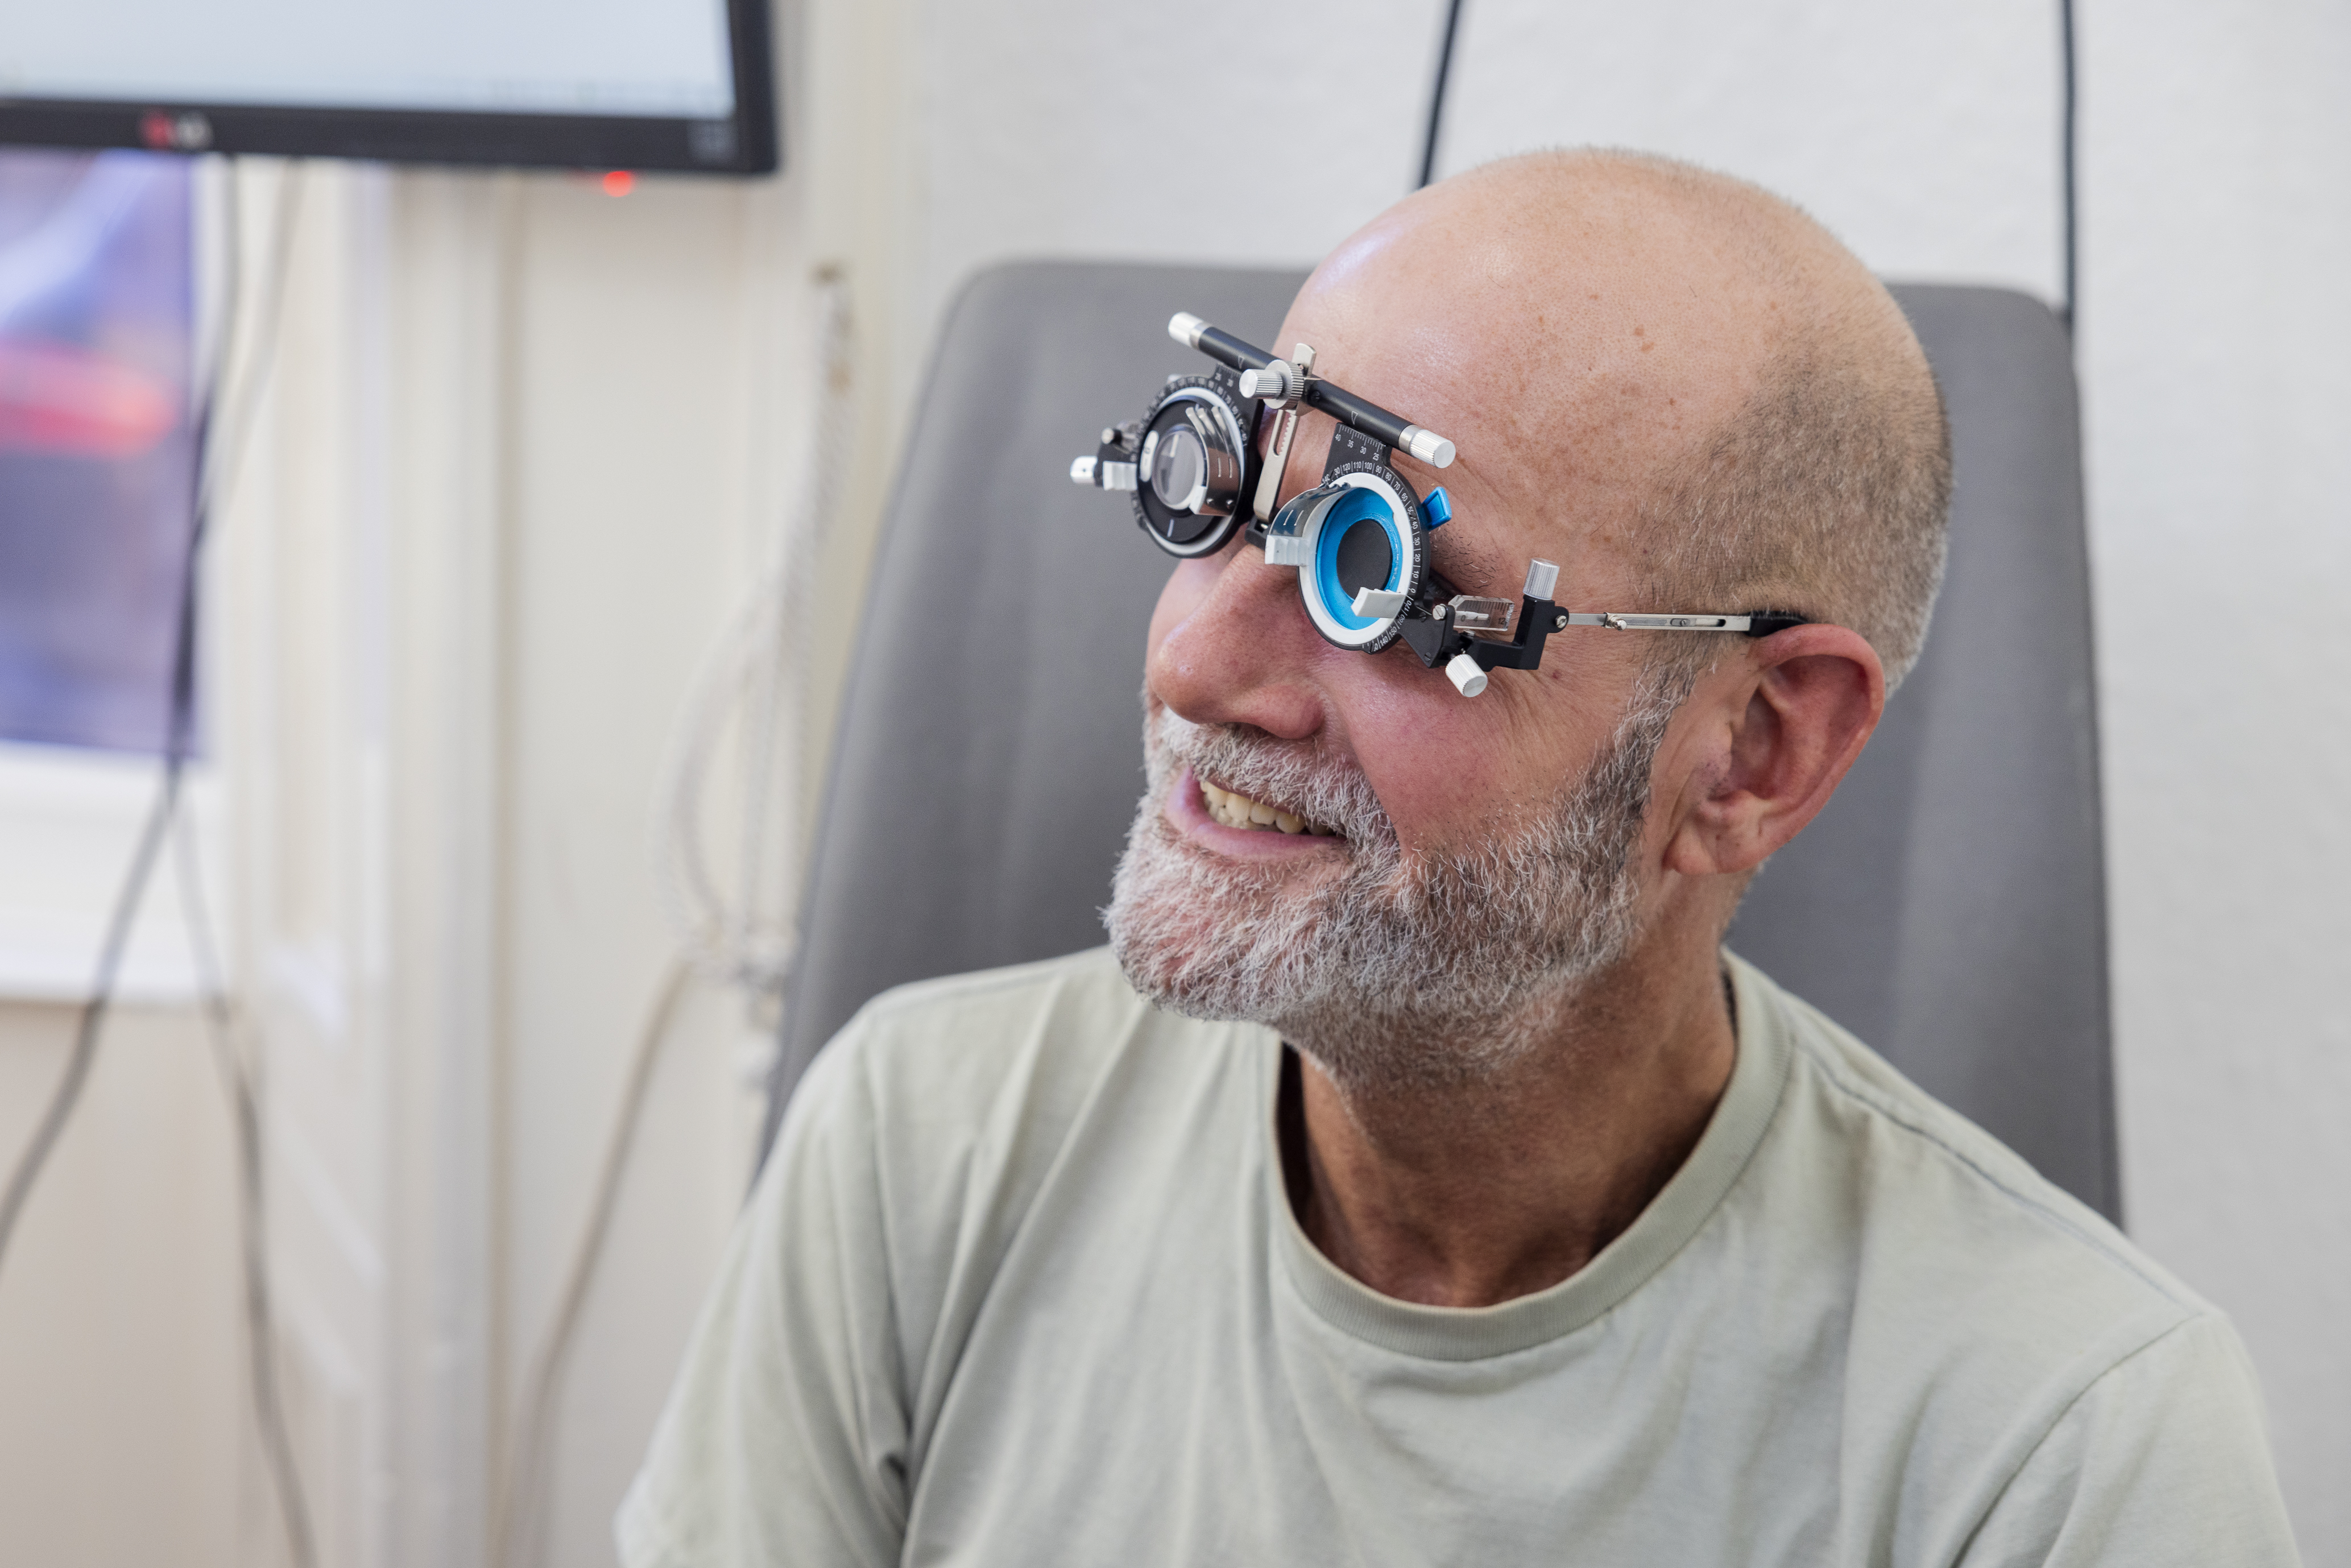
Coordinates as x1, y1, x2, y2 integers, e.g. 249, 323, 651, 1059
0, 0, 777, 175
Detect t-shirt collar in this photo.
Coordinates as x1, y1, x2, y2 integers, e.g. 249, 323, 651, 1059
1261, 954, 1795, 1362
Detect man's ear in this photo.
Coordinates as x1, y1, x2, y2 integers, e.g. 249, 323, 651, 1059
1662, 625, 1885, 878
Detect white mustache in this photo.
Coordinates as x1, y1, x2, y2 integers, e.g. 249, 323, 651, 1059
1148, 705, 1396, 851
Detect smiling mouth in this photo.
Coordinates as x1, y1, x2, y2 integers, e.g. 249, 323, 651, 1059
1198, 775, 1339, 838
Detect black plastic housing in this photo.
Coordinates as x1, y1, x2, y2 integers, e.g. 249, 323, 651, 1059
0, 0, 779, 174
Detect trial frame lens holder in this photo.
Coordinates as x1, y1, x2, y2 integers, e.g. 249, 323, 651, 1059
1069, 311, 1804, 697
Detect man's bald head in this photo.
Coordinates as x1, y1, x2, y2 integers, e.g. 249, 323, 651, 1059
1284, 148, 1950, 687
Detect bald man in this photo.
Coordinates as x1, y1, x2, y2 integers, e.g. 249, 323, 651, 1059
622, 154, 2300, 1567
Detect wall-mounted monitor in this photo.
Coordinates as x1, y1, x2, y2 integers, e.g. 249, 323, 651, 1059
0, 0, 776, 174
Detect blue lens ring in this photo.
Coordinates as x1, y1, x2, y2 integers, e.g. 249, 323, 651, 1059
1293, 464, 1425, 651
1313, 488, 1406, 631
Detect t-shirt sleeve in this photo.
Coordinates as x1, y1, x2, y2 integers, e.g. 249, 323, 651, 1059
1956, 1312, 2302, 1567
616, 1029, 910, 1568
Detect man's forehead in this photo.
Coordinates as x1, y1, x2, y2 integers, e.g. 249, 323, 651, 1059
1267, 198, 1766, 587
1285, 204, 1766, 420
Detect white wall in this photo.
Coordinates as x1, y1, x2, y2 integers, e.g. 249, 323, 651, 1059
2081, 2, 2351, 1552
492, 170, 796, 1568
0, 1003, 245, 1568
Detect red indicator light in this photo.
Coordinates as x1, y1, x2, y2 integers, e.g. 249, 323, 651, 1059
601, 170, 635, 197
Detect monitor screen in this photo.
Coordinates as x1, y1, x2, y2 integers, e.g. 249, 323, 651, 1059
0, 0, 776, 173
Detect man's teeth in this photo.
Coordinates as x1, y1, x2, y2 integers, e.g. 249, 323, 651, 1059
1199, 777, 1335, 837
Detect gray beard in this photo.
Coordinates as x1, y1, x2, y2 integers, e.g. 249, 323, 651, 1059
1103, 670, 1693, 1093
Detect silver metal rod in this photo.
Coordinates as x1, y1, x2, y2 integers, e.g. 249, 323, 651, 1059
1563, 612, 1756, 632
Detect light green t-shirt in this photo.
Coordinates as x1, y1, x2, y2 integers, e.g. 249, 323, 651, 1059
619, 948, 2299, 1567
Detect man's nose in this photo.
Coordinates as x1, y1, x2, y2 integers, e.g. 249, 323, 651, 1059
1149, 547, 1331, 744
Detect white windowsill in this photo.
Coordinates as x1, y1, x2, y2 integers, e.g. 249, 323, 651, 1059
0, 739, 224, 1006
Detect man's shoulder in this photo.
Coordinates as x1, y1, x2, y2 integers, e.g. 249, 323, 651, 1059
851, 943, 1141, 1018
829, 944, 1240, 1102
1728, 955, 2298, 1561
1764, 959, 2187, 1285
1728, 955, 2228, 1471
789, 946, 1267, 1240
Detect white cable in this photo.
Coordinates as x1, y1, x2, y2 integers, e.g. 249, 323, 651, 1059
177, 793, 319, 1568
654, 266, 855, 1019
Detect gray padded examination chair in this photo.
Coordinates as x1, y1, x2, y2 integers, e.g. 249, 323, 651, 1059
766, 262, 2117, 1222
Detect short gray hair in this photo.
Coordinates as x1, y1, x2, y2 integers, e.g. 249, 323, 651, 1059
1645, 327, 1952, 690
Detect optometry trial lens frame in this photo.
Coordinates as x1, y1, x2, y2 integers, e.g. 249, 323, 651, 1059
1070, 313, 1803, 697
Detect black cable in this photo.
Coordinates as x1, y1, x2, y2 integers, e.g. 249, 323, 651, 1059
2059, 0, 2078, 337
177, 816, 318, 1568
0, 755, 188, 1276
171, 164, 317, 1568
177, 163, 315, 1568
1416, 0, 1467, 191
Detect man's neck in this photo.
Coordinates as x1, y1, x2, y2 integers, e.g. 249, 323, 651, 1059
1283, 934, 1738, 1309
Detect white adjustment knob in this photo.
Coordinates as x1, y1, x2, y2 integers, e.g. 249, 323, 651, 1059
1446, 652, 1488, 697
1522, 558, 1560, 601
1401, 425, 1456, 468
1070, 456, 1098, 485
1168, 312, 1208, 349
1239, 362, 1297, 401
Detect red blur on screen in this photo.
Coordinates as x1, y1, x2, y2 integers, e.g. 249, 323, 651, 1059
0, 340, 178, 457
